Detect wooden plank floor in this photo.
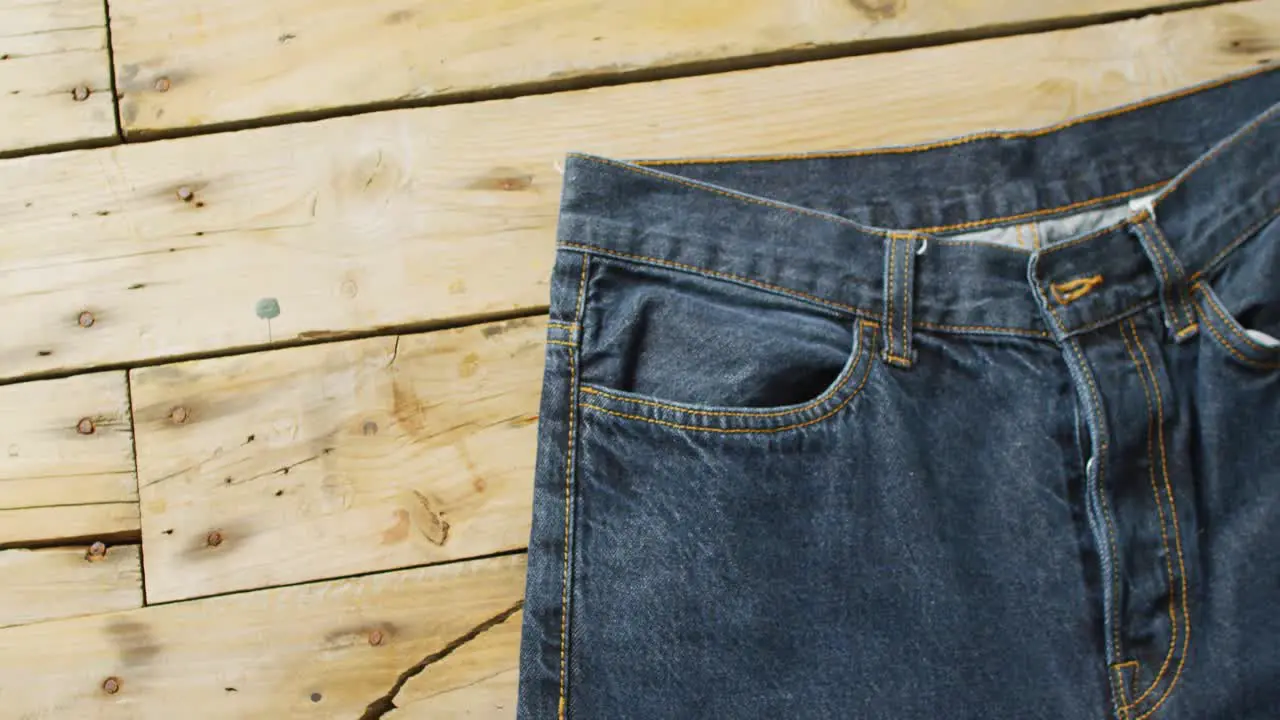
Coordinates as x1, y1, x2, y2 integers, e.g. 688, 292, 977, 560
0, 0, 1276, 716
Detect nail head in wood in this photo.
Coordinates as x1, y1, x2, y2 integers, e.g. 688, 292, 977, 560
77, 417, 96, 435
368, 630, 384, 646
176, 186, 195, 202
154, 77, 171, 92
170, 406, 189, 424
87, 541, 107, 559
71, 85, 91, 102
78, 311, 95, 328
206, 530, 223, 547
102, 677, 121, 694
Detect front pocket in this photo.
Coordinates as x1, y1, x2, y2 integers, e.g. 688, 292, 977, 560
1194, 282, 1280, 370
575, 254, 879, 433
580, 319, 878, 433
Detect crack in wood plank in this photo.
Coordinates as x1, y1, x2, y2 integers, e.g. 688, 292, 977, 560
357, 599, 524, 720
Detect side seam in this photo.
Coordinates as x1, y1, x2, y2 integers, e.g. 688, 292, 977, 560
558, 253, 590, 719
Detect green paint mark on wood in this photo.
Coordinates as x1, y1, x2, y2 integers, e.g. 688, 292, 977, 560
255, 298, 281, 320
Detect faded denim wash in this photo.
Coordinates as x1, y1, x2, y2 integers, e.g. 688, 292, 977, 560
518, 65, 1280, 719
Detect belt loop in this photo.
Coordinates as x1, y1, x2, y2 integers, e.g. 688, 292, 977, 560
882, 233, 923, 368
1131, 209, 1198, 342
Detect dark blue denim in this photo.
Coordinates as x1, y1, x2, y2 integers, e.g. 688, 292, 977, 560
519, 65, 1280, 719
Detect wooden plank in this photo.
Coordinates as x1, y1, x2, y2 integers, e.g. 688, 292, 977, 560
0, 504, 140, 548
0, 545, 142, 628
1, 3, 1277, 382
0, 0, 115, 154
107, 0, 1187, 135
0, 553, 525, 719
0, 372, 138, 547
386, 611, 520, 719
131, 317, 541, 603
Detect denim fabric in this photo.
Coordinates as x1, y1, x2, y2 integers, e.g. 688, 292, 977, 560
518, 65, 1280, 719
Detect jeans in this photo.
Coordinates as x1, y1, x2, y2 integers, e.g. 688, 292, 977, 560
518, 64, 1280, 719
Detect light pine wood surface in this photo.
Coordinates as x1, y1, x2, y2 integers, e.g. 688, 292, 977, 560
0, 554, 525, 719
0, 372, 138, 546
0, 545, 143, 628
131, 318, 542, 602
0, 0, 115, 154
107, 0, 1187, 135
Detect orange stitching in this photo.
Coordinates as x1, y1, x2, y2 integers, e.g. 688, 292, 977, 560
1195, 283, 1280, 354
919, 182, 1166, 234
899, 238, 910, 362
1051, 275, 1104, 305
885, 354, 913, 364
1150, 223, 1188, 281
1189, 204, 1280, 282
1137, 222, 1195, 331
558, 256, 590, 719
1174, 323, 1199, 339
1200, 310, 1280, 369
1015, 224, 1024, 249
546, 339, 577, 348
1114, 659, 1141, 720
579, 157, 1167, 238
574, 259, 588, 321
1030, 222, 1043, 252
887, 237, 897, 357
632, 65, 1278, 168
581, 337, 877, 434
580, 324, 875, 418
558, 244, 1076, 341
1126, 318, 1191, 718
573, 155, 885, 235
1040, 294, 1123, 655
557, 346, 575, 720
547, 321, 577, 330
1119, 323, 1180, 708
558, 243, 867, 316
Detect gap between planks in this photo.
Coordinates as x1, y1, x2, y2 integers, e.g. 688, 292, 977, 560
140, 547, 529, 609
0, 0, 1242, 161
0, 305, 551, 388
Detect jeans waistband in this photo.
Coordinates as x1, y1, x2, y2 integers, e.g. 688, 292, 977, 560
556, 64, 1280, 341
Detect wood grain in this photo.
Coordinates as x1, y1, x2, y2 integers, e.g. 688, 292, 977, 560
0, 372, 138, 547
0, 0, 115, 154
131, 318, 542, 603
107, 0, 1189, 134
0, 3, 1276, 382
385, 611, 520, 718
0, 553, 526, 719
0, 545, 142, 628
0, 504, 140, 548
